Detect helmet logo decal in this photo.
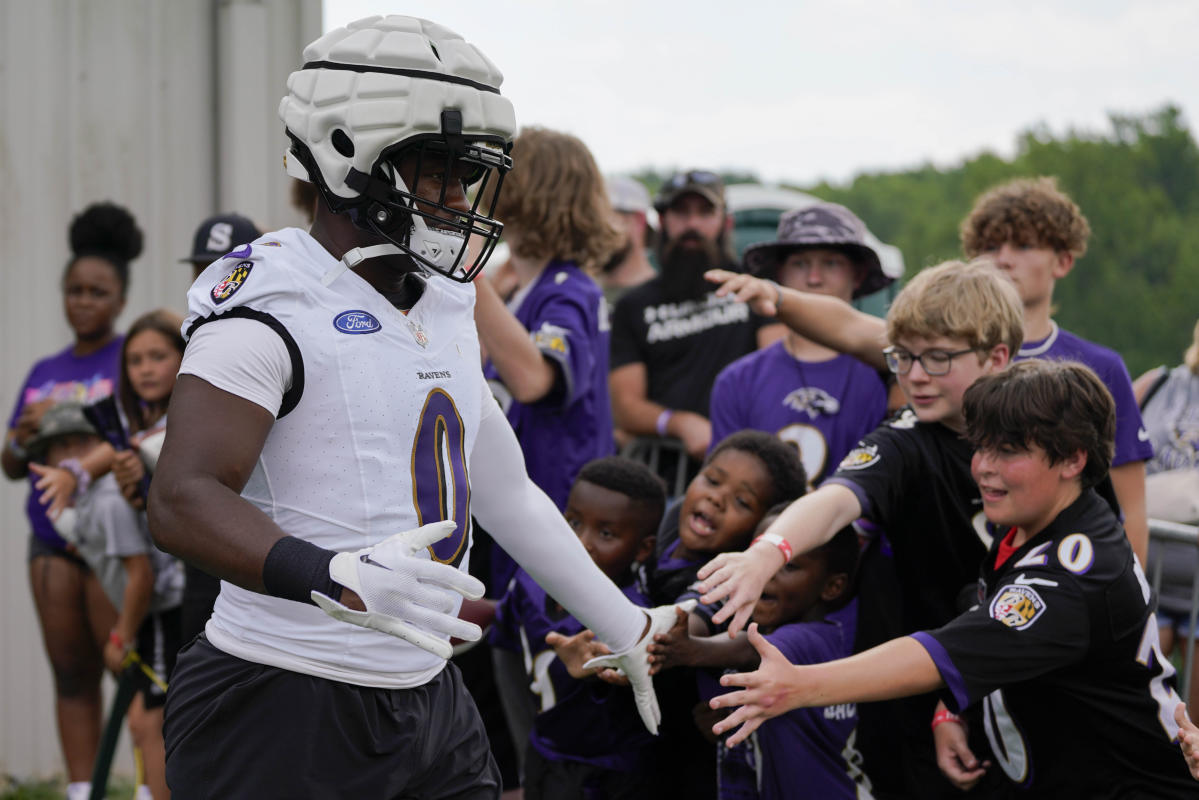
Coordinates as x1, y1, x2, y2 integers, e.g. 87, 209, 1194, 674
211, 262, 253, 305
332, 310, 382, 335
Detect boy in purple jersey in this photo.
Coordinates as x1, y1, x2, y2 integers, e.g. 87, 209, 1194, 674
647, 431, 807, 799
710, 203, 891, 485
491, 457, 665, 800
961, 176, 1152, 564
710, 360, 1195, 798
649, 511, 870, 800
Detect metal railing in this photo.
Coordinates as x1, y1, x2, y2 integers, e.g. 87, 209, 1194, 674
620, 436, 692, 498
1147, 519, 1199, 699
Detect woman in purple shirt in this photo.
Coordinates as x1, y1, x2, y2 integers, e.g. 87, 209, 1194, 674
2, 202, 140, 798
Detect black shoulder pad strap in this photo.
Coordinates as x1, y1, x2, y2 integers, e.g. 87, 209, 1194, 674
186, 307, 305, 418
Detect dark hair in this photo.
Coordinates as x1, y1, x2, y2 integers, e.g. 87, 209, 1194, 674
119, 309, 185, 434
65, 202, 143, 296
708, 430, 807, 507
814, 526, 860, 585
963, 359, 1114, 488
576, 456, 667, 538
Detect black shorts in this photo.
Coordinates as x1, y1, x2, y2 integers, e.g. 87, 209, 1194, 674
164, 636, 500, 799
27, 531, 89, 568
132, 606, 182, 710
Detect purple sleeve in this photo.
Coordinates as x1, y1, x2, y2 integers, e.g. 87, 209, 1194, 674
911, 632, 971, 712
7, 362, 40, 430
528, 291, 596, 410
707, 363, 743, 456
1105, 360, 1152, 467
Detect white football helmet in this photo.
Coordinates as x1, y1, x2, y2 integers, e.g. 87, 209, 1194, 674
279, 15, 516, 281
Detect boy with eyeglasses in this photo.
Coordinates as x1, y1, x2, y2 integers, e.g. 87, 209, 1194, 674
698, 259, 1032, 797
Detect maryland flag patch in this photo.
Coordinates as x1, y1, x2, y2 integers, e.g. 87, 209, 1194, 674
212, 261, 253, 305
532, 323, 570, 356
837, 443, 879, 471
989, 584, 1046, 630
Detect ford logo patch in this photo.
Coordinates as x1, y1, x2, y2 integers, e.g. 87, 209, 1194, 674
333, 310, 382, 335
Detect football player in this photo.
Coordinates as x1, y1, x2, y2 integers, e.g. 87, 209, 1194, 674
709, 360, 1196, 797
148, 16, 681, 799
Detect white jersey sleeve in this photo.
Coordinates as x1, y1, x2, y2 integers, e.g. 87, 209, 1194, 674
469, 387, 645, 654
182, 240, 307, 419
179, 318, 293, 416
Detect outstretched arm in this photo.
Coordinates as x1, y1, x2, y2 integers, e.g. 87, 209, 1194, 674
647, 608, 757, 674
711, 624, 942, 746
698, 483, 862, 635
705, 269, 889, 371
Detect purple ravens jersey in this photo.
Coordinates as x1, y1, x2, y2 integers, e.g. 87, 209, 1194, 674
717, 603, 871, 800
1017, 324, 1152, 467
484, 262, 615, 590
492, 568, 653, 772
709, 342, 887, 486
483, 261, 614, 509
913, 489, 1194, 797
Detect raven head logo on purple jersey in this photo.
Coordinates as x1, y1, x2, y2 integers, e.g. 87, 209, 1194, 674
782, 387, 839, 418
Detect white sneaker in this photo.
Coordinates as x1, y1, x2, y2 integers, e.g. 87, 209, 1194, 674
65, 782, 91, 800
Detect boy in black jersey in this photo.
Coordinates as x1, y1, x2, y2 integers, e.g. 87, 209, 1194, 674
710, 360, 1195, 798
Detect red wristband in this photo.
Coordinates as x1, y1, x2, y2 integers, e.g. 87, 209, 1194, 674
752, 533, 793, 565
931, 709, 963, 731
108, 630, 125, 650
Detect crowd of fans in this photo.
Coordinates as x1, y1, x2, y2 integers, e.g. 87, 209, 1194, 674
6, 133, 1199, 800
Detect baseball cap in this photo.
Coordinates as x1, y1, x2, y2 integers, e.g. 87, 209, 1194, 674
607, 175, 651, 214
181, 213, 262, 264
742, 202, 893, 298
654, 170, 725, 212
25, 402, 97, 462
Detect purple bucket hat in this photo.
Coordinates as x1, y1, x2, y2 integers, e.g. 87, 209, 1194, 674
743, 202, 892, 298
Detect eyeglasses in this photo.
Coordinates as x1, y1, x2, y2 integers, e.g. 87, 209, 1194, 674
883, 346, 981, 376
665, 170, 721, 190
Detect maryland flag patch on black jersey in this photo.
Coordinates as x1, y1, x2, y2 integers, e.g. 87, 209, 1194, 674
837, 443, 879, 471
989, 584, 1046, 630
212, 261, 253, 305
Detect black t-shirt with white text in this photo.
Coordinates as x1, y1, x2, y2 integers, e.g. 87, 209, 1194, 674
609, 276, 764, 417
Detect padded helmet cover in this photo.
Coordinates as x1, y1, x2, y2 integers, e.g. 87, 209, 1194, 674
279, 15, 516, 202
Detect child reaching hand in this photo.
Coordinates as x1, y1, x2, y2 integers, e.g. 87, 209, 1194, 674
649, 513, 869, 800
647, 431, 807, 799
711, 360, 1196, 798
491, 456, 666, 799
650, 430, 807, 607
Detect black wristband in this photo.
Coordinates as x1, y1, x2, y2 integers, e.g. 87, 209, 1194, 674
262, 536, 339, 605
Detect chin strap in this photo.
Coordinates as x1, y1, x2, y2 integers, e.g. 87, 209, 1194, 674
323, 243, 407, 286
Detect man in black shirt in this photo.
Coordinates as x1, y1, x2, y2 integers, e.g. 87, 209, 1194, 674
710, 359, 1195, 798
609, 171, 771, 466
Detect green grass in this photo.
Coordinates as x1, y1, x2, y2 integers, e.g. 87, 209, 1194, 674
0, 776, 135, 800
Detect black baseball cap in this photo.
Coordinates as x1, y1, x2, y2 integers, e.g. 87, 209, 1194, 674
181, 213, 262, 264
654, 170, 725, 212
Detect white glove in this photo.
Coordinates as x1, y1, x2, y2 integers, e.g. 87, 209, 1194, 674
311, 520, 486, 660
583, 599, 697, 735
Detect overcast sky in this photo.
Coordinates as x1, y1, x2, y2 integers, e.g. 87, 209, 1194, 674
323, 1, 1198, 187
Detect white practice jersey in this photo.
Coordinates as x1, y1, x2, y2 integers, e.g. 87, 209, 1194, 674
182, 228, 488, 687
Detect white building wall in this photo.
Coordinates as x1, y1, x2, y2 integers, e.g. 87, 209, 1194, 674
0, 0, 319, 777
